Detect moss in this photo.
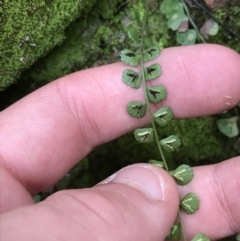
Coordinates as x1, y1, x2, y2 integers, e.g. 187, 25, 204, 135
0, 0, 96, 90
93, 0, 121, 19
15, 0, 126, 85
52, 116, 238, 189
209, 5, 240, 52
159, 116, 237, 166
89, 116, 237, 175
22, 18, 103, 83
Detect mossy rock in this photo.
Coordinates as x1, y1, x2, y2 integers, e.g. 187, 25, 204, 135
0, 0, 171, 109
0, 0, 96, 91
23, 0, 170, 84
1, 1, 239, 92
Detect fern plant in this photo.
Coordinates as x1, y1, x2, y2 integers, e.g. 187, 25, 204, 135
160, 0, 206, 45
120, 1, 210, 240
160, 0, 240, 45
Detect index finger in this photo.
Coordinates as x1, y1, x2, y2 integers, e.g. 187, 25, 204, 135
0, 44, 239, 194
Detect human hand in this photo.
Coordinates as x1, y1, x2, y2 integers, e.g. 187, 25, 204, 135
0, 44, 239, 241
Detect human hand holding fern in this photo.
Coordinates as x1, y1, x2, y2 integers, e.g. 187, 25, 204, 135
0, 45, 239, 241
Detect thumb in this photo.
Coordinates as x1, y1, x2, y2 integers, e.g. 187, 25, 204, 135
1, 164, 179, 241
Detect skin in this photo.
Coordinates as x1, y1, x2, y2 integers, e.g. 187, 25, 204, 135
0, 44, 240, 241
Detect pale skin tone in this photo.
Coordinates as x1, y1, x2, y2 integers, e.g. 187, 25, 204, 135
0, 44, 240, 241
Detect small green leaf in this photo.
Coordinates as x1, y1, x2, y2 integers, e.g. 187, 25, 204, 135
120, 49, 140, 66
180, 193, 200, 214
160, 135, 181, 152
154, 107, 173, 126
191, 233, 210, 241
127, 101, 147, 118
167, 12, 188, 31
144, 63, 161, 81
160, 0, 184, 19
166, 222, 181, 240
122, 69, 141, 89
143, 36, 155, 49
217, 117, 239, 138
147, 86, 167, 103
128, 27, 140, 43
176, 29, 197, 45
207, 21, 218, 35
148, 160, 164, 168
143, 46, 161, 62
200, 19, 219, 38
134, 128, 154, 143
170, 164, 194, 186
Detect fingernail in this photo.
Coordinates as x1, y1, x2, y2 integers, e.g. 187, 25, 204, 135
101, 164, 165, 201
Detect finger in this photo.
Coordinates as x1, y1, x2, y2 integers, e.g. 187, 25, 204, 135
0, 167, 34, 213
179, 157, 240, 240
0, 164, 179, 241
0, 44, 239, 195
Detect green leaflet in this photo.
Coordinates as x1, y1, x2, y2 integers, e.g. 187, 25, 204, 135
201, 19, 219, 38
176, 29, 197, 45
191, 233, 210, 241
148, 159, 164, 168
170, 164, 194, 186
160, 0, 184, 19
120, 49, 140, 66
147, 85, 167, 103
128, 28, 140, 43
154, 107, 173, 126
143, 46, 161, 62
217, 117, 239, 138
166, 222, 181, 240
122, 69, 141, 89
134, 128, 154, 143
126, 101, 147, 118
207, 20, 219, 36
160, 135, 181, 152
180, 193, 200, 214
167, 12, 188, 31
144, 63, 161, 81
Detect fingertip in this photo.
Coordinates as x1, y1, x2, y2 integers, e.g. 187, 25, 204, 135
95, 163, 179, 240
159, 44, 240, 118
99, 163, 179, 202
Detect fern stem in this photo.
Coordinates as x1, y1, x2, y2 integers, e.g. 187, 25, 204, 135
140, 2, 169, 171
181, 0, 206, 43
178, 211, 187, 241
